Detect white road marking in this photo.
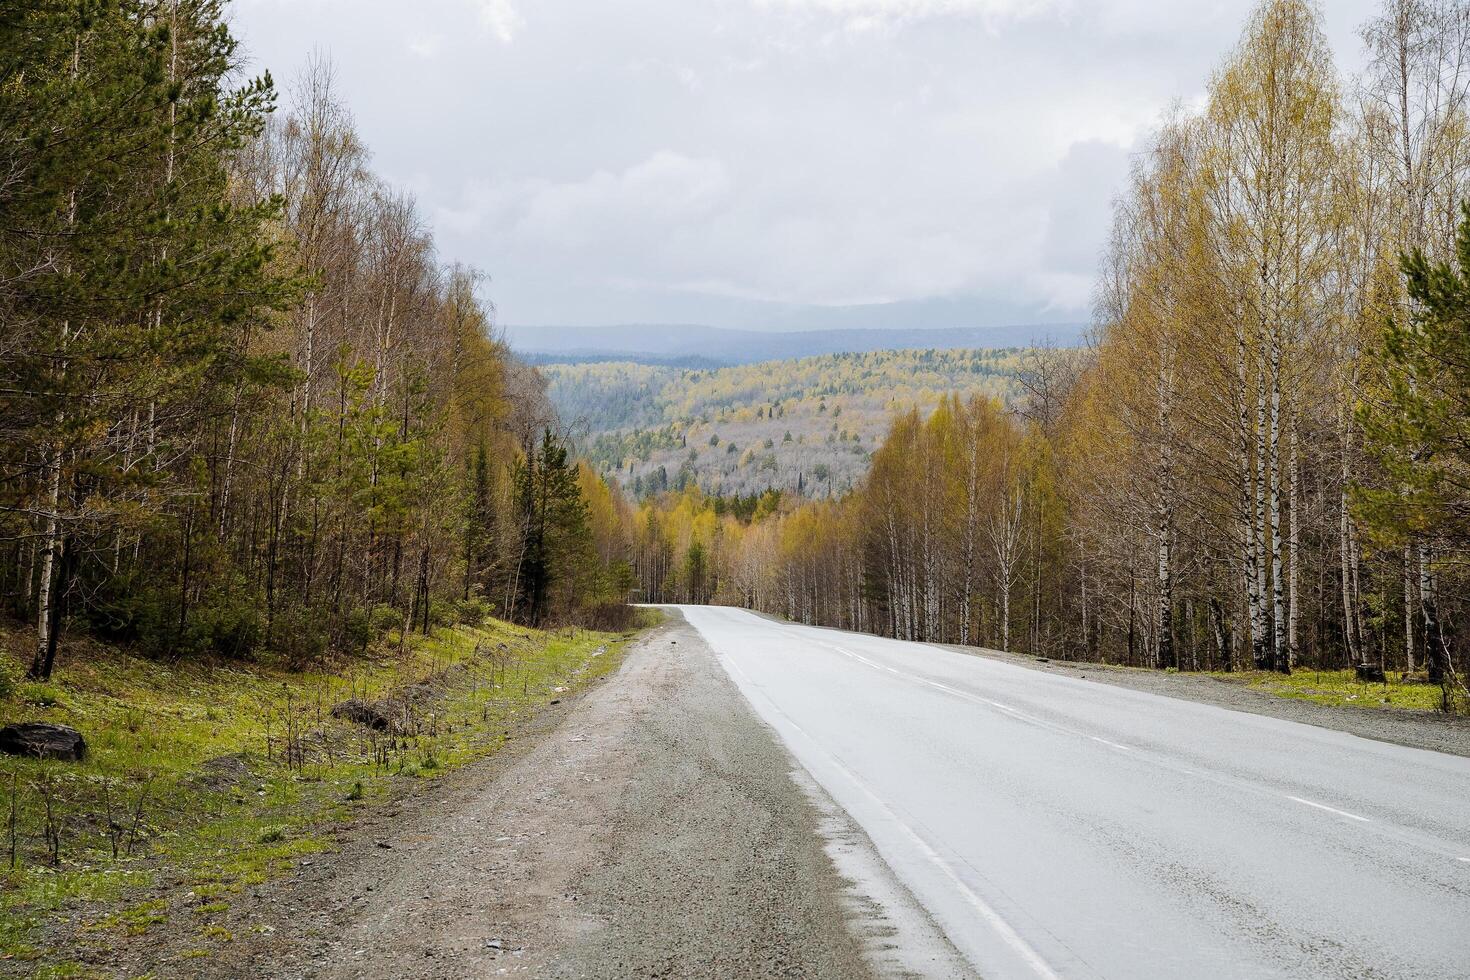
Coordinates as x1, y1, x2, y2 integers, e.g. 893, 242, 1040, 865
786, 623, 1410, 839
1286, 796, 1371, 823
1089, 736, 1135, 753
722, 654, 1063, 980
799, 632, 1045, 726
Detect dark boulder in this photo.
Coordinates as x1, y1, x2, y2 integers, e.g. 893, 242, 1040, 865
331, 699, 395, 731
0, 722, 86, 761
1355, 662, 1387, 684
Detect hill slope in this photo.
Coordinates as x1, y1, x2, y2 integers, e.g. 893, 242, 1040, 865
545, 347, 1026, 498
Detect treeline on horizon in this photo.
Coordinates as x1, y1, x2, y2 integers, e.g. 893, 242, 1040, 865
0, 1, 632, 681
633, 0, 1470, 711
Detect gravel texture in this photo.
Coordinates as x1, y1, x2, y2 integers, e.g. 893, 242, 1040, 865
157, 615, 960, 979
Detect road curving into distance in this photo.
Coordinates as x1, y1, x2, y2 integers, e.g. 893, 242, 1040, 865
670, 604, 1470, 980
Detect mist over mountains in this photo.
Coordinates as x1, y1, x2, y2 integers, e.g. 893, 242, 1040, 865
505, 323, 1087, 367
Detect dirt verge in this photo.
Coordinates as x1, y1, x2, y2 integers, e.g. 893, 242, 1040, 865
140, 615, 963, 979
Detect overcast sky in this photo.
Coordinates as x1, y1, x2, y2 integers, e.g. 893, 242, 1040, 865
231, 0, 1380, 331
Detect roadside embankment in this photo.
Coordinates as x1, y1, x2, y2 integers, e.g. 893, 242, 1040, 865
176, 610, 967, 980
0, 615, 638, 978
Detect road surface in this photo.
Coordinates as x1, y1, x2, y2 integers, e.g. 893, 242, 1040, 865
674, 604, 1470, 980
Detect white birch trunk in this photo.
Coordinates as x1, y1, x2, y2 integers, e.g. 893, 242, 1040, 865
1288, 415, 1300, 670
1269, 335, 1286, 672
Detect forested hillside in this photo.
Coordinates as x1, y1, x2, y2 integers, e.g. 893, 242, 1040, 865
0, 7, 648, 968
630, 0, 1470, 714
544, 348, 1024, 498
0, 3, 631, 681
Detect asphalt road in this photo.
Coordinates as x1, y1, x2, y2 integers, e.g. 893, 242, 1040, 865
673, 604, 1470, 980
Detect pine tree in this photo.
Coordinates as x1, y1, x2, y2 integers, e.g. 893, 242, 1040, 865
511, 430, 592, 624
1358, 202, 1470, 700
1, 1, 289, 678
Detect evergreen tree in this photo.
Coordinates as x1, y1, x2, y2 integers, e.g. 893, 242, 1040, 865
1, 0, 288, 678
1358, 202, 1470, 695
511, 430, 591, 624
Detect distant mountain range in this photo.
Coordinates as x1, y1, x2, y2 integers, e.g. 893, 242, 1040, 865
504, 323, 1087, 367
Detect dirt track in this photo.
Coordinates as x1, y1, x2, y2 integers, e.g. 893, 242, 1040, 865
175, 614, 966, 980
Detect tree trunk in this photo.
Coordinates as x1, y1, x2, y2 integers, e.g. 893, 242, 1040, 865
30, 450, 64, 680
1288, 417, 1300, 670
1419, 545, 1445, 686
1338, 402, 1360, 666
1269, 336, 1287, 674
1404, 543, 1416, 673
960, 446, 978, 648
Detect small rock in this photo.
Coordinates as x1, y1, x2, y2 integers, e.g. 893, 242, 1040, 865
191, 753, 254, 792
331, 699, 396, 732
0, 722, 86, 761
375, 840, 394, 850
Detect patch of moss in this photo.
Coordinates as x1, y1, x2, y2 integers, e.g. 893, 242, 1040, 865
1208, 668, 1447, 712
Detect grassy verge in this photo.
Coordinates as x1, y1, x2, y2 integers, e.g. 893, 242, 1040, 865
0, 613, 648, 977
1207, 668, 1447, 712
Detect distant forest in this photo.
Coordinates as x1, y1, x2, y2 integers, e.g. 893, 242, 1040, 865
543, 348, 1027, 498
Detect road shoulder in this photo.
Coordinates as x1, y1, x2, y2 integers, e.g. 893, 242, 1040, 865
934, 641, 1470, 759
175, 613, 966, 979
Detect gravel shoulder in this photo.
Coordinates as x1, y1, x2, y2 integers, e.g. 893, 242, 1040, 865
172, 613, 965, 979
933, 641, 1470, 759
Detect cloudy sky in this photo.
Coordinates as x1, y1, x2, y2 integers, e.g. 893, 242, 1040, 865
231, 0, 1379, 331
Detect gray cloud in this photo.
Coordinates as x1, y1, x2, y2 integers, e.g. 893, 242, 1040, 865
234, 0, 1380, 330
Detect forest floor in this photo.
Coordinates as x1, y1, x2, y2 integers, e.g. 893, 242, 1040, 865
936, 641, 1470, 759
0, 615, 639, 978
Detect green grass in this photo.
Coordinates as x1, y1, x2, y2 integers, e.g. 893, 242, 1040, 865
1210, 668, 1447, 712
0, 616, 638, 975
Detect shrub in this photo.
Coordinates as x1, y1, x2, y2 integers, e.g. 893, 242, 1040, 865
20, 681, 63, 707
187, 589, 264, 660
428, 600, 456, 629
582, 603, 635, 631
453, 596, 490, 626
254, 826, 286, 844
266, 607, 327, 667
369, 604, 403, 636
0, 655, 21, 701
340, 607, 374, 655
